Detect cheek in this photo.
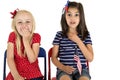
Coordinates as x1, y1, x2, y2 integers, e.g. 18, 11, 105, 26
76, 18, 80, 23
16, 26, 20, 31
16, 26, 22, 33
28, 25, 32, 32
66, 18, 70, 24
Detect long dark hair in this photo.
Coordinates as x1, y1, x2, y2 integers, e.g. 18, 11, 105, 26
61, 1, 89, 40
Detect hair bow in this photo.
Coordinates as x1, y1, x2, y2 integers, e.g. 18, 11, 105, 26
62, 0, 69, 14
10, 8, 19, 19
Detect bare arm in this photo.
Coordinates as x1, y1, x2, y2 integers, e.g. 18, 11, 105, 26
7, 43, 25, 80
23, 39, 40, 63
68, 34, 94, 62
21, 27, 39, 63
76, 40, 94, 62
51, 45, 75, 74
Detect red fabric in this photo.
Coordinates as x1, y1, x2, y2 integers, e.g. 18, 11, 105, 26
6, 32, 43, 80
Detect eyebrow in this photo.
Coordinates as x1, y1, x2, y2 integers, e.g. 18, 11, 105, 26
16, 19, 32, 21
67, 11, 79, 13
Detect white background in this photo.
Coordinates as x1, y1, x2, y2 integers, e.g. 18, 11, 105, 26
0, 0, 120, 80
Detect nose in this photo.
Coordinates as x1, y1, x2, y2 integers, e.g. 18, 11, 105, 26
22, 23, 27, 26
70, 16, 76, 20
21, 23, 29, 29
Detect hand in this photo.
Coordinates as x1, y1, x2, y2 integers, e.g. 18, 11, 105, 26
68, 33, 80, 44
20, 26, 31, 40
63, 65, 75, 74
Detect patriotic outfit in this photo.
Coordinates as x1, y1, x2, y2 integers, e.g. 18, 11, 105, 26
6, 32, 43, 80
52, 31, 92, 80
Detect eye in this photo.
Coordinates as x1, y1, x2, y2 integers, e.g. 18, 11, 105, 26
67, 13, 72, 17
75, 13, 79, 17
26, 21, 31, 23
17, 21, 22, 24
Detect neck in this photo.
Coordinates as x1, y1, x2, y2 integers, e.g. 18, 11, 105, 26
68, 28, 77, 34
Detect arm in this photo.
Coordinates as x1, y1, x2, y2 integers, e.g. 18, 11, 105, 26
76, 40, 94, 62
68, 34, 94, 62
7, 43, 25, 80
51, 45, 75, 74
23, 38, 40, 63
21, 27, 40, 63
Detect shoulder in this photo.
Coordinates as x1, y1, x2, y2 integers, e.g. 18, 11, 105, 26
8, 31, 16, 43
56, 31, 62, 34
9, 31, 16, 37
56, 31, 63, 36
84, 32, 92, 44
33, 33, 41, 38
54, 31, 63, 38
32, 33, 41, 43
8, 31, 16, 39
86, 32, 92, 39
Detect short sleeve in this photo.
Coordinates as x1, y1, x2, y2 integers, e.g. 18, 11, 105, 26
32, 33, 41, 44
84, 32, 92, 45
52, 31, 62, 45
7, 32, 16, 43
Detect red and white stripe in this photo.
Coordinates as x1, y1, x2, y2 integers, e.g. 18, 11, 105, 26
74, 55, 82, 74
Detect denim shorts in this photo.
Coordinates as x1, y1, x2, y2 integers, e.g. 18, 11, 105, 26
56, 68, 91, 80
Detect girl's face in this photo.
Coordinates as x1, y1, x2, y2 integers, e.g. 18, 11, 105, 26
15, 13, 33, 36
65, 7, 80, 29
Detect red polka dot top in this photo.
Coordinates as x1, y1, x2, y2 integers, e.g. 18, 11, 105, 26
6, 32, 43, 80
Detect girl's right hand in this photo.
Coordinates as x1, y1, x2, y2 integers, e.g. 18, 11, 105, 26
63, 65, 75, 74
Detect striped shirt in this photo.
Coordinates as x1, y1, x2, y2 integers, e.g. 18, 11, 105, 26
52, 31, 92, 69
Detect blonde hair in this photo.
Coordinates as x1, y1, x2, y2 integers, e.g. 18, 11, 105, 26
11, 10, 35, 55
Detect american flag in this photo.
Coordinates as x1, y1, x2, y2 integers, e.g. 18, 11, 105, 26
74, 46, 82, 74
74, 55, 82, 74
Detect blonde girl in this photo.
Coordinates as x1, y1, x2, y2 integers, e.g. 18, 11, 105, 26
6, 9, 43, 80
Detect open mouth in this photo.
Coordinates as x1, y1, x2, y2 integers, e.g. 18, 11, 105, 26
70, 22, 76, 24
